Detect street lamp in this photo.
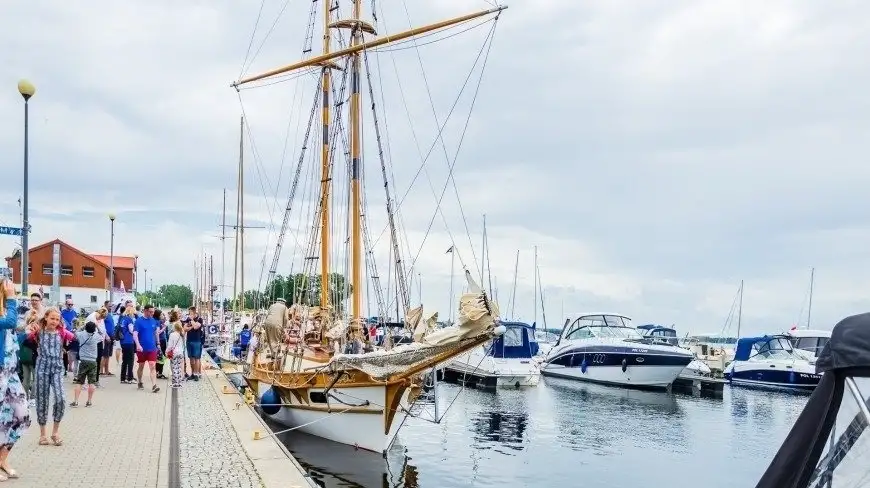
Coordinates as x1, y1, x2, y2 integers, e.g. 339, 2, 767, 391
109, 214, 116, 304
144, 268, 148, 292
134, 254, 138, 292
18, 80, 35, 295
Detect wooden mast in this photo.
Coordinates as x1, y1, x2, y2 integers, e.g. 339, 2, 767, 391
319, 0, 333, 311
349, 0, 363, 329
240, 115, 246, 317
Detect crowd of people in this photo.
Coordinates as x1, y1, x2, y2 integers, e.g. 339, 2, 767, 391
0, 277, 209, 482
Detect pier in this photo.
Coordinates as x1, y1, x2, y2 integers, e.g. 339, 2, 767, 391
12, 363, 313, 487
672, 373, 727, 397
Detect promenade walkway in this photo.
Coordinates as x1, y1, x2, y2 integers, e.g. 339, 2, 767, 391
10, 361, 312, 488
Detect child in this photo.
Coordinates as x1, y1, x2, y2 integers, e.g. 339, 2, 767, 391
166, 318, 185, 388
16, 316, 36, 407
27, 308, 74, 446
70, 321, 101, 407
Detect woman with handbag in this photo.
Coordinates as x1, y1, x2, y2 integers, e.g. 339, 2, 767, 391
166, 311, 185, 388
0, 279, 29, 480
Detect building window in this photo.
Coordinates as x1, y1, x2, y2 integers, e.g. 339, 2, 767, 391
90, 295, 98, 304
42, 264, 52, 275
43, 293, 50, 300
27, 264, 31, 273
61, 265, 73, 276
65, 294, 72, 300
82, 266, 95, 278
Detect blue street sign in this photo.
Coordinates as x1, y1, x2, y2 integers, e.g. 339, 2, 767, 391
0, 226, 23, 237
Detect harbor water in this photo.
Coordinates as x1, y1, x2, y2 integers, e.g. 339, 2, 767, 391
271, 376, 807, 487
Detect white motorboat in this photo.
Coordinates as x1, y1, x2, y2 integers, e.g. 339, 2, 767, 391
541, 313, 694, 389
723, 335, 820, 391
636, 324, 712, 376
444, 321, 541, 388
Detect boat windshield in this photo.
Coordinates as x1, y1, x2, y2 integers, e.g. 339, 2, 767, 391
750, 337, 795, 360
793, 336, 830, 357
564, 314, 639, 340
588, 326, 644, 339
808, 377, 870, 487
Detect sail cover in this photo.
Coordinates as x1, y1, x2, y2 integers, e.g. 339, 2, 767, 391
756, 312, 870, 488
330, 271, 499, 379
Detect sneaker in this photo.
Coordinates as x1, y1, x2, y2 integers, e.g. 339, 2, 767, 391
137, 383, 144, 390
69, 401, 78, 408
85, 401, 92, 407
152, 385, 160, 393
192, 375, 200, 382
171, 384, 182, 389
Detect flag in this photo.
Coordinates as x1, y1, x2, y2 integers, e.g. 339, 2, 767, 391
445, 246, 454, 254
38, 285, 44, 296
120, 281, 126, 293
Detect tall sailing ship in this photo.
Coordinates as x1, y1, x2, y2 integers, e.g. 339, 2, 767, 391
231, 1, 508, 453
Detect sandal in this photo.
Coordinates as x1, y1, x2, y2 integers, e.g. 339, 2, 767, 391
1, 467, 19, 479
51, 435, 63, 446
38, 437, 50, 446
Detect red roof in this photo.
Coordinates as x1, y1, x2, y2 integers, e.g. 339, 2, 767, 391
91, 255, 136, 270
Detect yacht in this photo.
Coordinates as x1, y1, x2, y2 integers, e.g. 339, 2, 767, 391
723, 335, 820, 391
786, 327, 831, 362
540, 313, 694, 389
636, 324, 712, 376
443, 321, 541, 388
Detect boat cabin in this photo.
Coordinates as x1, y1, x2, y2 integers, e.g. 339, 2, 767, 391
733, 335, 799, 362
490, 321, 539, 358
787, 328, 831, 358
558, 314, 640, 342
637, 324, 679, 346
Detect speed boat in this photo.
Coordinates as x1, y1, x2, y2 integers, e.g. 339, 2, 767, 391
636, 324, 712, 376
540, 313, 694, 389
443, 321, 541, 388
723, 335, 820, 391
755, 312, 870, 488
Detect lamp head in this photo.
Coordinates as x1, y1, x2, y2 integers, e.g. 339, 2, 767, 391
17, 80, 35, 101
108, 214, 116, 221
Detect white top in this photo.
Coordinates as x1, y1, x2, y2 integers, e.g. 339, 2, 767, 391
167, 331, 185, 357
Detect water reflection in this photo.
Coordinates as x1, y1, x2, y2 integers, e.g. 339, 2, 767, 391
270, 423, 419, 488
543, 377, 687, 456
469, 411, 528, 451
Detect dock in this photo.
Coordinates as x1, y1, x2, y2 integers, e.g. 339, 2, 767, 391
672, 373, 727, 397
12, 360, 314, 488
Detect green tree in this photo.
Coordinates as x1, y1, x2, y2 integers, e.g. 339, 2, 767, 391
157, 284, 193, 308
135, 291, 159, 307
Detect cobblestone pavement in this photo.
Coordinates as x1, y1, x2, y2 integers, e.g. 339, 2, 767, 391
12, 370, 170, 487
178, 376, 263, 488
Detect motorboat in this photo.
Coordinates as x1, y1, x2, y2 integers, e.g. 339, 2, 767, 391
786, 327, 831, 362
755, 312, 870, 488
680, 334, 737, 375
636, 324, 712, 376
443, 321, 541, 388
540, 313, 694, 389
723, 335, 820, 391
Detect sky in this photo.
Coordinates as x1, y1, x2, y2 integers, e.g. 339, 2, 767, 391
1, 0, 868, 336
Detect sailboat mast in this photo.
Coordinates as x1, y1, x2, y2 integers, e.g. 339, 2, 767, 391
232, 117, 243, 325
737, 279, 743, 338
319, 0, 333, 309
220, 188, 226, 331
807, 267, 814, 329
240, 116, 246, 316
349, 0, 363, 326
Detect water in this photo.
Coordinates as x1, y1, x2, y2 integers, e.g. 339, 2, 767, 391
273, 377, 808, 487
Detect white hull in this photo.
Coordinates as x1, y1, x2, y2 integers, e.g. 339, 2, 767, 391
255, 382, 409, 453
444, 346, 540, 388
540, 364, 687, 389
683, 359, 712, 376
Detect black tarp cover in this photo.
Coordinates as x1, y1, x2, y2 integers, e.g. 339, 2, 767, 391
756, 312, 870, 488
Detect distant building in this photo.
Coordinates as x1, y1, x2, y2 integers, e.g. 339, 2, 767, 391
4, 238, 138, 308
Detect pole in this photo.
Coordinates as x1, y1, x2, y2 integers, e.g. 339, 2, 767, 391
417, 272, 422, 305
807, 267, 814, 329
21, 99, 30, 295
737, 280, 743, 338
144, 269, 148, 293
510, 250, 519, 319
109, 217, 115, 304
533, 245, 538, 325
349, 0, 363, 332
220, 188, 227, 331
449, 249, 455, 324
319, 0, 333, 310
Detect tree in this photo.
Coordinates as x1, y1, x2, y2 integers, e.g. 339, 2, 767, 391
156, 284, 193, 308
264, 273, 352, 308
135, 291, 159, 307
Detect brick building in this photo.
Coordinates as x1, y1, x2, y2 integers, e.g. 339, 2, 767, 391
4, 238, 137, 308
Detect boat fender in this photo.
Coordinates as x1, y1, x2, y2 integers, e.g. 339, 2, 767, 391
621, 358, 627, 373
260, 388, 282, 416
580, 357, 588, 374
493, 325, 507, 336
789, 370, 796, 384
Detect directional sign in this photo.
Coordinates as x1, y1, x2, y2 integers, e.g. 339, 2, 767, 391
0, 226, 23, 237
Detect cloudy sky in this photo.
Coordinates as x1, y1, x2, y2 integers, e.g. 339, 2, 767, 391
1, 0, 868, 336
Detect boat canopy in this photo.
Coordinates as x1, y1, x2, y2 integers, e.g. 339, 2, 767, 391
756, 312, 870, 488
733, 335, 794, 362
491, 321, 539, 359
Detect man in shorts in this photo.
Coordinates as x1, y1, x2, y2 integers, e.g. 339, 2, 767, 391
183, 307, 204, 381
70, 321, 101, 407
133, 304, 160, 393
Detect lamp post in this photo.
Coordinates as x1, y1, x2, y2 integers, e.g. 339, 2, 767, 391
109, 214, 116, 304
18, 80, 35, 294
144, 269, 148, 292
134, 254, 138, 292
